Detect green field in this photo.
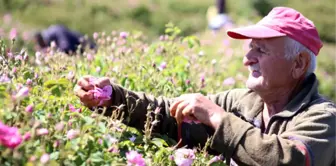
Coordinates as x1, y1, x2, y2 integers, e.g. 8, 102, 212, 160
0, 0, 335, 165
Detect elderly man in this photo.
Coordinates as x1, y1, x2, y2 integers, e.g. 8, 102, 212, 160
75, 7, 335, 166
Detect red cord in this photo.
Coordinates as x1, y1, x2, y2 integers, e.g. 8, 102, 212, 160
177, 122, 183, 148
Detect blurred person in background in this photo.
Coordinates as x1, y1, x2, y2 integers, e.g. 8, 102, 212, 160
34, 24, 96, 54
208, 0, 232, 30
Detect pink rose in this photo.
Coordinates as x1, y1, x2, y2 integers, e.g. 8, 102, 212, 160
23, 132, 31, 141
66, 129, 80, 140
69, 104, 82, 113
126, 150, 146, 166
119, 32, 128, 39
9, 28, 17, 40
36, 128, 49, 136
0, 122, 22, 149
174, 148, 195, 166
40, 154, 50, 164
25, 104, 34, 113
13, 86, 29, 100
88, 85, 112, 106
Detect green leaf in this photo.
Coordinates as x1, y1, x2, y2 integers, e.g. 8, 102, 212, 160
43, 78, 70, 89
209, 162, 227, 166
98, 122, 107, 133
182, 36, 200, 49
126, 126, 141, 135
50, 86, 62, 97
82, 124, 97, 133
87, 140, 96, 151
90, 152, 104, 163
32, 140, 41, 147
74, 154, 85, 165
119, 140, 134, 149
153, 148, 169, 163
120, 77, 128, 87
84, 116, 95, 125
50, 151, 60, 160
151, 138, 168, 148
23, 70, 34, 80
0, 85, 7, 98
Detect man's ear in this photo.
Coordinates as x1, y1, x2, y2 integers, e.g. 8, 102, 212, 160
292, 51, 310, 79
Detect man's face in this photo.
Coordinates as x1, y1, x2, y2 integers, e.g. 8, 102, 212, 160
243, 37, 295, 92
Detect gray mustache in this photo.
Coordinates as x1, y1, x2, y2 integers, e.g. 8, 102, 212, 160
249, 64, 260, 71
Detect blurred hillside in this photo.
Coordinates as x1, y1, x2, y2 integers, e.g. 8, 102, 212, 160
0, 0, 248, 37
0, 0, 216, 38
0, 0, 334, 42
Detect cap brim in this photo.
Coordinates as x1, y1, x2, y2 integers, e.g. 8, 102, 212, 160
227, 25, 286, 39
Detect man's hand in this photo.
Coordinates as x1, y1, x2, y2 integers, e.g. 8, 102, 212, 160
74, 76, 113, 108
169, 93, 224, 129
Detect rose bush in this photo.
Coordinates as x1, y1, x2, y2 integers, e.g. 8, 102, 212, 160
0, 24, 232, 166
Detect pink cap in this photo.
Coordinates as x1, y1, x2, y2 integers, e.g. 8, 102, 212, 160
227, 7, 323, 55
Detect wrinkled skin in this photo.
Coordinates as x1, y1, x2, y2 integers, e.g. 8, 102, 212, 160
169, 93, 224, 129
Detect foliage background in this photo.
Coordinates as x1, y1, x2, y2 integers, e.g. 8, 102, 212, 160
0, 0, 334, 165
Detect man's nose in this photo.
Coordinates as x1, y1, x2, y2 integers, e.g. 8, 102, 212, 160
243, 51, 258, 66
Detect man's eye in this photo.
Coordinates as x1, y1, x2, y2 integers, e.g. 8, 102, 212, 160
257, 48, 266, 54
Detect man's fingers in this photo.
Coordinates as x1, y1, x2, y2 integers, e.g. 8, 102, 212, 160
77, 77, 95, 91
95, 77, 111, 88
170, 94, 198, 116
76, 89, 99, 108
78, 76, 111, 90
175, 100, 190, 124
74, 85, 94, 100
83, 75, 96, 84
169, 99, 184, 117
182, 104, 194, 120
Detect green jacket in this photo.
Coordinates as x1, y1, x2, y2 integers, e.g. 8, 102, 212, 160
108, 74, 335, 166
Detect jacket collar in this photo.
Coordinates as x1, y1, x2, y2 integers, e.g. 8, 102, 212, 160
237, 73, 319, 119
277, 73, 319, 117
